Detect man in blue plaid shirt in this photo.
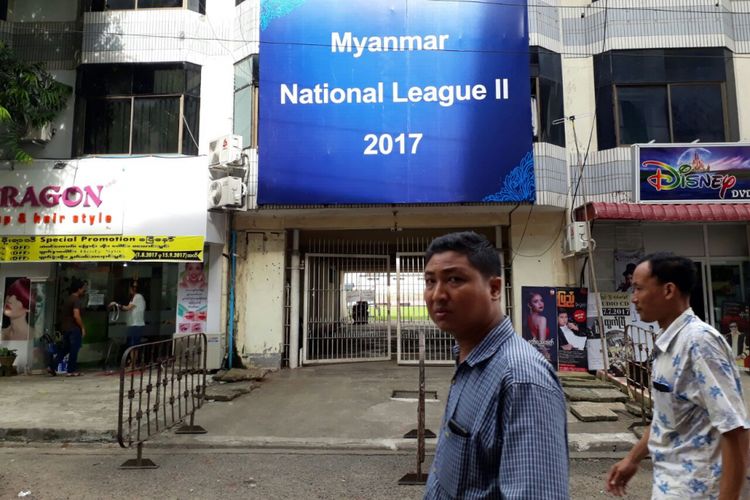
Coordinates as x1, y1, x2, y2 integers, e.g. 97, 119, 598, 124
423, 232, 569, 499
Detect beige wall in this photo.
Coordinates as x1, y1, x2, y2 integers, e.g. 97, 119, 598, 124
509, 208, 574, 331
734, 58, 750, 142
234, 207, 511, 232
235, 231, 285, 368
561, 56, 596, 156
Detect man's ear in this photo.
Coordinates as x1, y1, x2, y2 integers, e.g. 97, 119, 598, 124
489, 276, 502, 300
664, 282, 676, 300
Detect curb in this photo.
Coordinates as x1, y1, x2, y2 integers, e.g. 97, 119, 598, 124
0, 427, 116, 444
0, 429, 639, 455
146, 431, 638, 454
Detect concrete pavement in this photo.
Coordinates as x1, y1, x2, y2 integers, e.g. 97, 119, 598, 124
0, 446, 655, 500
0, 361, 656, 455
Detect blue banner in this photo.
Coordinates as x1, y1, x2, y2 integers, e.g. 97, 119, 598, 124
637, 144, 750, 203
258, 0, 533, 205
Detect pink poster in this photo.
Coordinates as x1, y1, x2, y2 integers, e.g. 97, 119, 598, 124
176, 262, 208, 334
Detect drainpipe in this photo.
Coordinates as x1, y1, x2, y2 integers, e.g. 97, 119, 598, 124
228, 229, 237, 369
289, 229, 301, 368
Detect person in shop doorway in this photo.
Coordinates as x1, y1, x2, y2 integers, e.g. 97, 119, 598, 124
110, 280, 146, 348
616, 263, 636, 292
606, 253, 750, 499
48, 278, 87, 377
422, 231, 569, 499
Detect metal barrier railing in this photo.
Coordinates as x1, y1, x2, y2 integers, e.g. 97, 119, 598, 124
117, 333, 208, 469
624, 325, 657, 426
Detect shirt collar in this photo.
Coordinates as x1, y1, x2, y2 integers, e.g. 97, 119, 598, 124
451, 317, 515, 367
655, 308, 695, 353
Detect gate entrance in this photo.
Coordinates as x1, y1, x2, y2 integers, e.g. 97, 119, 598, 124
298, 230, 505, 366
396, 252, 453, 365
303, 253, 392, 364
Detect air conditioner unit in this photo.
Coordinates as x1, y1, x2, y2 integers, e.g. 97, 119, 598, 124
563, 222, 590, 255
208, 134, 243, 166
208, 176, 245, 209
21, 123, 53, 144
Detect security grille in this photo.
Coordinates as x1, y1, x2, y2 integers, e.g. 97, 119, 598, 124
303, 253, 391, 363
396, 252, 454, 365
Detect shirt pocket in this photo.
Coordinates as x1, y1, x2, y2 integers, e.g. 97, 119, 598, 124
434, 418, 474, 498
652, 379, 678, 432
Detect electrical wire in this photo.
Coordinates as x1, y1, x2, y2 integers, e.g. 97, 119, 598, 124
509, 203, 533, 266
427, 0, 732, 16
570, 0, 609, 219
66, 31, 750, 60
511, 211, 567, 259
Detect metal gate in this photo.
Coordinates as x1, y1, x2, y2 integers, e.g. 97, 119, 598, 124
303, 253, 391, 363
396, 252, 454, 365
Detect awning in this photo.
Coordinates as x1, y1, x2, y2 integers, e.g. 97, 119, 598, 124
575, 202, 750, 222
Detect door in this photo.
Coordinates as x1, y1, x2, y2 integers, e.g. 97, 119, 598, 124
708, 262, 749, 360
302, 254, 391, 364
28, 279, 55, 372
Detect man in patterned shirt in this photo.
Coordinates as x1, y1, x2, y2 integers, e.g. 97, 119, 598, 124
422, 232, 569, 499
606, 253, 750, 499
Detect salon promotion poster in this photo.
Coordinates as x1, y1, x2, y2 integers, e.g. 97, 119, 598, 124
521, 287, 558, 369
556, 287, 589, 372
176, 261, 208, 335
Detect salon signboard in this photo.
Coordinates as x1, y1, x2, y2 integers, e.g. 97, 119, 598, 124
0, 156, 208, 239
635, 143, 750, 203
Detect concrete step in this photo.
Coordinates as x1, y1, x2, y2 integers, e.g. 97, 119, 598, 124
569, 402, 619, 422
205, 382, 260, 402
564, 387, 629, 403
561, 379, 614, 389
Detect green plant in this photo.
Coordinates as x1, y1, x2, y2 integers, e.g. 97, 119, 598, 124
0, 42, 72, 162
0, 346, 18, 357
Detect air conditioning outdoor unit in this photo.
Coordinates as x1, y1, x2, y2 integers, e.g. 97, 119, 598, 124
208, 134, 243, 166
21, 123, 53, 144
208, 176, 245, 209
563, 222, 590, 255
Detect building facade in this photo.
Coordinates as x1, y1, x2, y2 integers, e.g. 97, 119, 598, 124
0, 0, 228, 373
3, 0, 750, 371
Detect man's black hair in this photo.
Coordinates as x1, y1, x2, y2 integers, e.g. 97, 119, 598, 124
69, 277, 87, 294
638, 252, 696, 296
425, 231, 501, 278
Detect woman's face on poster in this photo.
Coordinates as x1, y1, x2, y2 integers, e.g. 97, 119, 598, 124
186, 263, 203, 280
4, 294, 27, 320
529, 293, 545, 314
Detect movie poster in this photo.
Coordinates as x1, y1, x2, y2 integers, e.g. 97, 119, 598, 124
600, 292, 632, 376
521, 287, 558, 369
719, 301, 750, 372
0, 277, 32, 371
176, 261, 208, 335
556, 287, 589, 372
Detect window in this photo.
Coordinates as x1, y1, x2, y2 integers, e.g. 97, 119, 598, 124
615, 83, 725, 144
87, 0, 204, 14
595, 48, 736, 148
530, 47, 565, 147
0, 0, 7, 21
75, 63, 201, 156
233, 54, 258, 149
